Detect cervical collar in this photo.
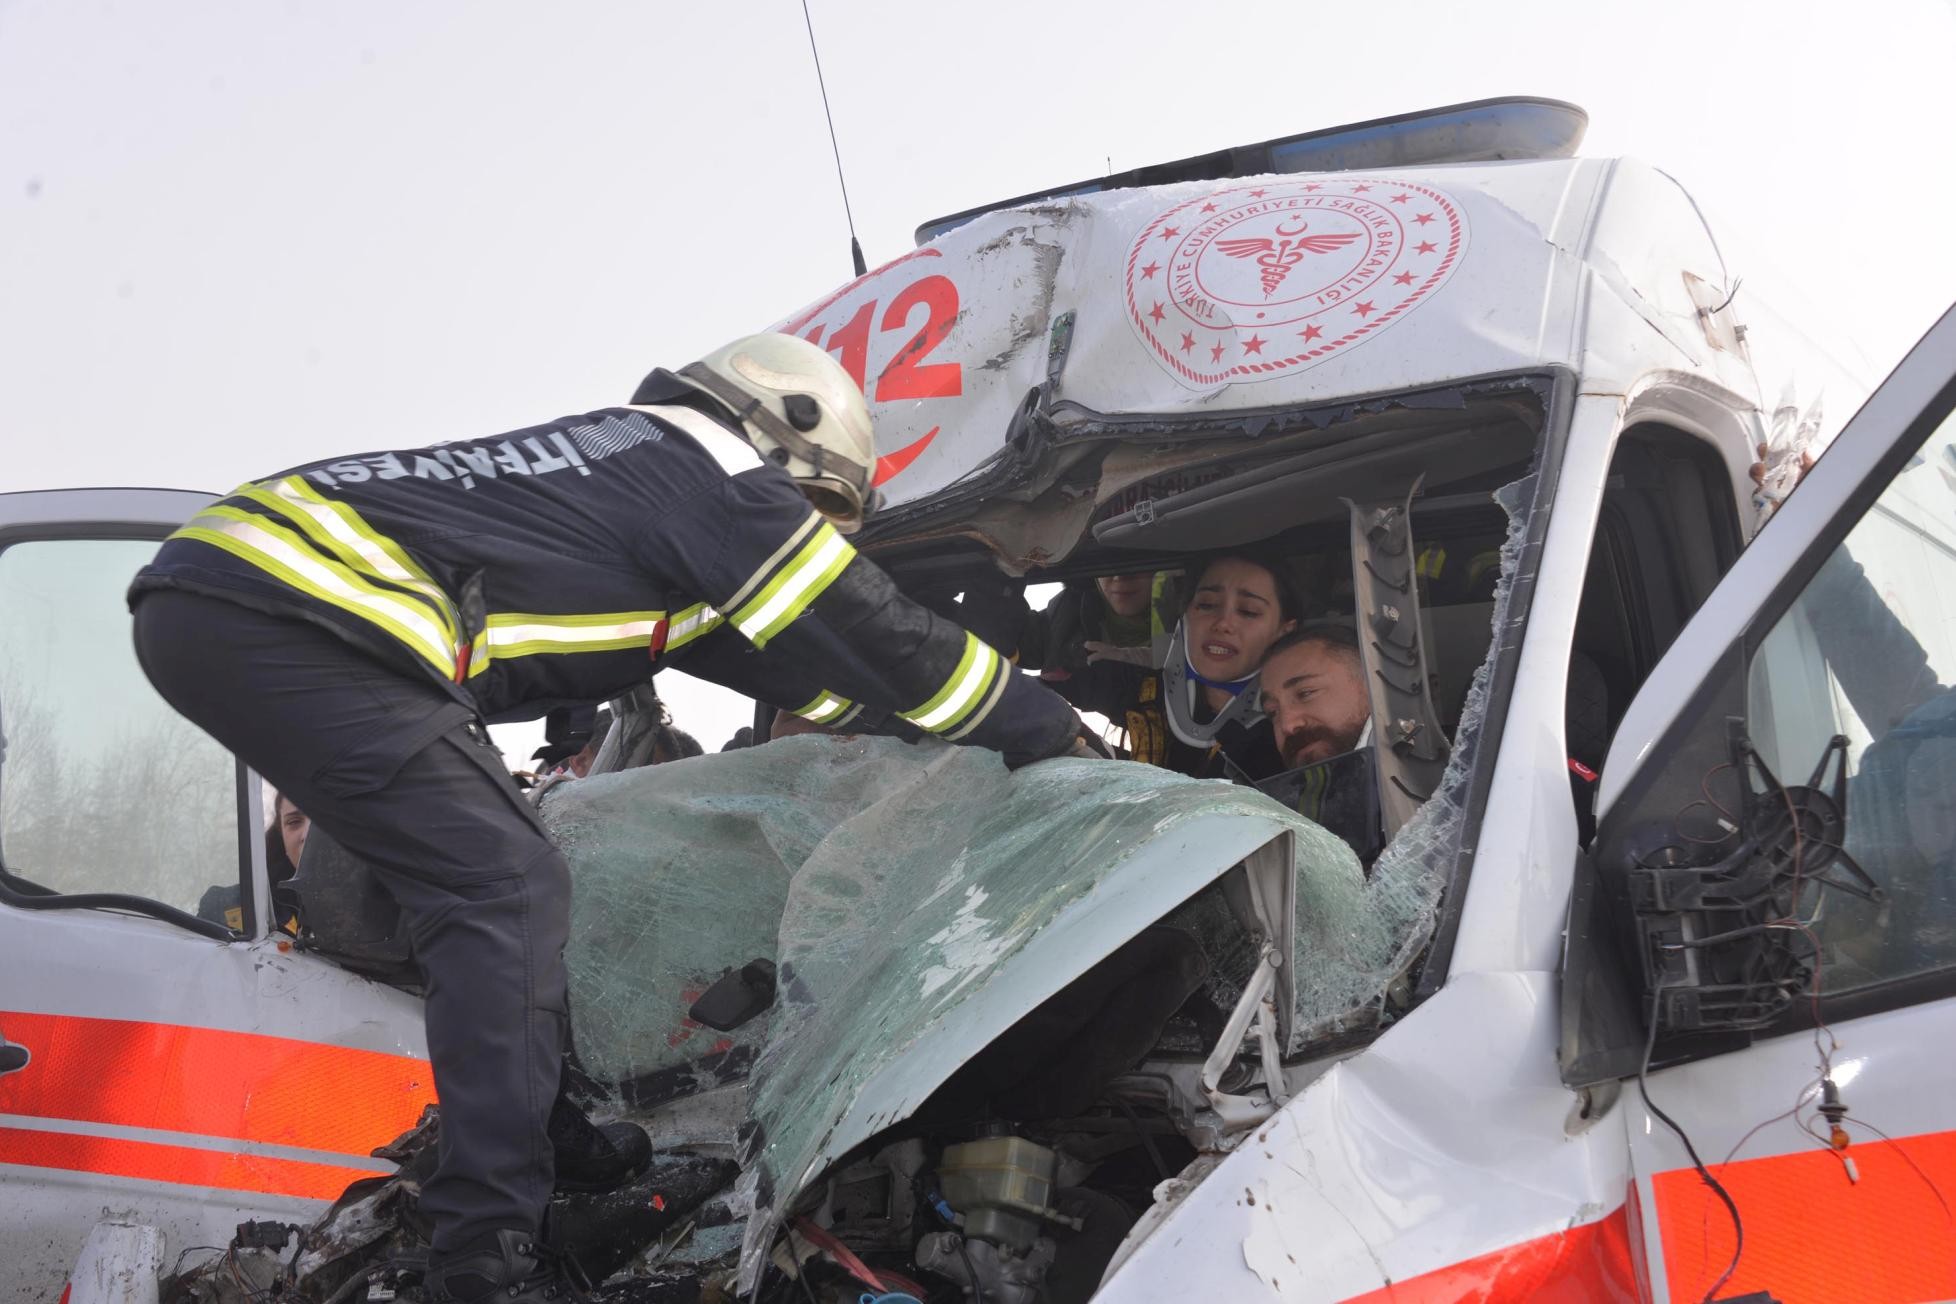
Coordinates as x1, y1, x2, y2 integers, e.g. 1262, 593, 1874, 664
1160, 620, 1268, 748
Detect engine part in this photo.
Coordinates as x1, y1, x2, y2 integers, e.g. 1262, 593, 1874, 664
815, 1139, 926, 1255
937, 1132, 1075, 1253
1041, 1188, 1136, 1304
915, 1231, 1057, 1304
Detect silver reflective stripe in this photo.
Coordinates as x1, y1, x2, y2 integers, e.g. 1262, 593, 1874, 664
793, 691, 854, 724
732, 524, 853, 647
902, 634, 1002, 734
624, 404, 765, 477
482, 611, 666, 659
176, 509, 457, 676
944, 663, 1010, 741
666, 602, 723, 651
258, 477, 458, 639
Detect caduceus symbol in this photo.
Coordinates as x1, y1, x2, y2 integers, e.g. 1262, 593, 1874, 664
1215, 219, 1363, 298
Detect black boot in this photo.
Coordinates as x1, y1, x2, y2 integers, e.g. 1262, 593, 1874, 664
424, 1230, 587, 1303
547, 1095, 653, 1193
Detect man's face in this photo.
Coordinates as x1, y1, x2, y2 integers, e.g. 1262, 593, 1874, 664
1259, 638, 1370, 769
1096, 573, 1153, 619
277, 797, 312, 869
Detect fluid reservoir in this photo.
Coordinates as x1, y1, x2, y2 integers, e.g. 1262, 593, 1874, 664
936, 1130, 1059, 1253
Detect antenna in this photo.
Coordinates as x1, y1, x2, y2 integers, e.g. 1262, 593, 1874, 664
799, 0, 868, 277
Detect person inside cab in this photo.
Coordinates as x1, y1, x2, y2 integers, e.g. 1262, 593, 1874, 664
1255, 624, 1383, 864
1020, 571, 1165, 678
1060, 552, 1299, 780
1258, 625, 1371, 771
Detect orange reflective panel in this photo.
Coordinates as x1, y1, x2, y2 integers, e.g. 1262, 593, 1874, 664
1655, 1129, 1956, 1304
0, 1125, 377, 1202
1340, 1206, 1640, 1303
0, 1010, 434, 1160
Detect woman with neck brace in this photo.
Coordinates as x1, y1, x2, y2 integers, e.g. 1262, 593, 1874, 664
1058, 553, 1299, 780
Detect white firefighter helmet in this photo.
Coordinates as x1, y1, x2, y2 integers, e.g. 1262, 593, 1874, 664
676, 333, 880, 532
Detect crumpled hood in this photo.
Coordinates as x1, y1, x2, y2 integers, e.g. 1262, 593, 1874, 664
543, 735, 1368, 1289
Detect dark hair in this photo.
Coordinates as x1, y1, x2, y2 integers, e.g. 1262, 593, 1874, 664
653, 726, 704, 763
1186, 551, 1302, 624
1263, 621, 1362, 670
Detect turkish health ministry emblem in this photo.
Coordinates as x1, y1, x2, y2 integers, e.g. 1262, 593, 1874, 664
1125, 178, 1468, 387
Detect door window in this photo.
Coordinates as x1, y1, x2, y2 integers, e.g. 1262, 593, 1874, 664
1746, 398, 1956, 990
0, 538, 243, 925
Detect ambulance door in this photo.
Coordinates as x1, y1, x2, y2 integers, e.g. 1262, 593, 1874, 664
1564, 305, 1956, 1302
0, 489, 432, 1301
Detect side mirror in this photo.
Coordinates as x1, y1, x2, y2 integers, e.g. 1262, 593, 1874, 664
688, 959, 778, 1032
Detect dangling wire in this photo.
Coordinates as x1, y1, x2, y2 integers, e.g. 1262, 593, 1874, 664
1639, 983, 1744, 1302
798, 0, 868, 276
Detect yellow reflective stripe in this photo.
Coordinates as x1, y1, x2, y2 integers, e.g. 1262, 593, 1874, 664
238, 477, 460, 645
723, 512, 822, 615
732, 522, 855, 649
175, 508, 457, 676
466, 630, 490, 679
902, 633, 1002, 734
793, 690, 855, 724
482, 610, 665, 660
944, 658, 1010, 741
665, 602, 722, 652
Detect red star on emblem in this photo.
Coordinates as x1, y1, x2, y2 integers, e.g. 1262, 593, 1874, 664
1303, 182, 1323, 191
1392, 271, 1415, 285
1351, 183, 1372, 193
1415, 240, 1437, 254
1141, 261, 1160, 279
1210, 341, 1226, 362
1149, 301, 1166, 324
1180, 331, 1196, 353
1389, 193, 1412, 204
1249, 189, 1267, 198
1242, 333, 1266, 355
1159, 226, 1180, 241
1299, 323, 1323, 341
1414, 213, 1435, 225
1353, 301, 1376, 317
1201, 201, 1218, 213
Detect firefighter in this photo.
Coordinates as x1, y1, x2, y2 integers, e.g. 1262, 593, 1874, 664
126, 333, 1083, 1302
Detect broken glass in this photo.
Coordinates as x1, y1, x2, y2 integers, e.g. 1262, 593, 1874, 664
1287, 473, 1536, 1041
544, 732, 1365, 1283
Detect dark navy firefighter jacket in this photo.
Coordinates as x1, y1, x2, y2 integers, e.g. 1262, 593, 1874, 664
129, 388, 1080, 768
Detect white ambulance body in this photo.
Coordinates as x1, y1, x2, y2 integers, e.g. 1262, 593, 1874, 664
4, 100, 1953, 1301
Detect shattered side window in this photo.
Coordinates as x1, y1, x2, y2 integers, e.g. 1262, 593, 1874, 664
1289, 473, 1537, 1039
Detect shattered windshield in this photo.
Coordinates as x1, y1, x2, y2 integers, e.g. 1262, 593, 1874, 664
541, 421, 1547, 1289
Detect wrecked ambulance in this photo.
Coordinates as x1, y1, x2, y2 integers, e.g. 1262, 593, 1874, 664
6, 97, 1956, 1302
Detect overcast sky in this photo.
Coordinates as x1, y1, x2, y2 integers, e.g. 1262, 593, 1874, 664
5, 0, 1954, 757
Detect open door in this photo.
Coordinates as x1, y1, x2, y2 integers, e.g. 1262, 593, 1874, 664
1562, 306, 1956, 1301
0, 489, 433, 1297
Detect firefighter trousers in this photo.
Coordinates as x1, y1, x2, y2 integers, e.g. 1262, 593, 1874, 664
131, 588, 569, 1255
